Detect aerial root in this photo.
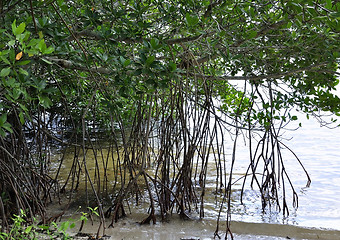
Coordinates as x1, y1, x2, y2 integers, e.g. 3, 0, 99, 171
140, 208, 156, 225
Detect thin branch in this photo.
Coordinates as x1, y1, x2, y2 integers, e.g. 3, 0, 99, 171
43, 56, 331, 83
196, 20, 287, 64
50, 2, 88, 59
203, 0, 223, 18
0, 0, 21, 18
29, 0, 38, 34
185, 62, 328, 81
43, 57, 112, 74
67, 29, 214, 45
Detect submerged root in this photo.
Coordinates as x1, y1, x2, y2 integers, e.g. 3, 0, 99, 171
38, 211, 65, 225
107, 202, 126, 228
140, 208, 156, 225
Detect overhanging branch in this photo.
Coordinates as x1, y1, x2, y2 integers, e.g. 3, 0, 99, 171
43, 57, 112, 74
43, 56, 329, 82
67, 29, 213, 45
196, 20, 288, 64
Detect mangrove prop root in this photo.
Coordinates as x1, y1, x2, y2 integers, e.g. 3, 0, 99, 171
140, 209, 156, 225
0, 74, 312, 237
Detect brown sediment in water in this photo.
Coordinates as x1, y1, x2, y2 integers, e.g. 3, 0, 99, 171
45, 198, 339, 240
47, 151, 340, 240
63, 214, 340, 240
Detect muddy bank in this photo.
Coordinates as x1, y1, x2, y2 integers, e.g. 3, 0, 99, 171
62, 213, 340, 240
43, 192, 340, 240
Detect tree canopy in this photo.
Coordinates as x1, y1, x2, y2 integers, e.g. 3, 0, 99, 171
0, 0, 339, 238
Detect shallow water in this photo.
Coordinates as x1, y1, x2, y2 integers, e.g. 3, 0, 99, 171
65, 213, 340, 240
50, 112, 340, 239
282, 115, 340, 230
230, 113, 340, 231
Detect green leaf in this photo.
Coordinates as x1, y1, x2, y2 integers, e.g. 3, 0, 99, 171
5, 78, 16, 87
0, 50, 10, 56
329, 12, 340, 19
19, 68, 29, 76
150, 38, 160, 49
123, 59, 131, 67
43, 46, 54, 54
60, 221, 70, 231
0, 67, 11, 77
9, 49, 15, 62
286, 21, 292, 29
11, 20, 17, 36
119, 56, 128, 65
38, 95, 52, 108
0, 114, 7, 126
325, 0, 332, 9
27, 38, 40, 48
247, 30, 258, 39
41, 58, 53, 64
38, 31, 44, 39
19, 103, 28, 112
10, 88, 21, 100
19, 111, 25, 124
185, 13, 199, 27
134, 69, 142, 76
16, 23, 26, 36
38, 225, 50, 231
24, 225, 32, 234
7, 40, 15, 47
70, 223, 76, 229
0, 56, 10, 65
145, 55, 155, 66
168, 61, 177, 71
34, 79, 47, 91
22, 31, 31, 42
38, 39, 47, 52
16, 60, 31, 66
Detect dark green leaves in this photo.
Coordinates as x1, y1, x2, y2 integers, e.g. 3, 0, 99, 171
145, 55, 155, 66
1, 0, 339, 134
150, 39, 161, 50
37, 39, 54, 54
247, 30, 258, 39
185, 13, 199, 27
0, 114, 13, 137
325, 0, 332, 10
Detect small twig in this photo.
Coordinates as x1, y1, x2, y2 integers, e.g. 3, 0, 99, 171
29, 0, 38, 34
50, 2, 88, 59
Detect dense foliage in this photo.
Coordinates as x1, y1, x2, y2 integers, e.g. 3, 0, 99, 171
0, 0, 339, 238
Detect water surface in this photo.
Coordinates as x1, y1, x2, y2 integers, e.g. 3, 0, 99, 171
51, 112, 340, 239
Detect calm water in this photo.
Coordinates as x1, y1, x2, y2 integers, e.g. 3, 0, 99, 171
283, 114, 340, 230
216, 112, 340, 231
52, 112, 340, 239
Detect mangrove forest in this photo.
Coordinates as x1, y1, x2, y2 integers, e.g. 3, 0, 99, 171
0, 0, 339, 239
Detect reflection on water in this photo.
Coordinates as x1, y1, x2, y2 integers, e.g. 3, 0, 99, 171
285, 115, 340, 230
51, 112, 340, 237
225, 113, 340, 231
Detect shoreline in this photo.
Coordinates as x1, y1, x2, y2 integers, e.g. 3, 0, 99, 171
61, 214, 340, 240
